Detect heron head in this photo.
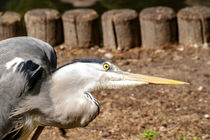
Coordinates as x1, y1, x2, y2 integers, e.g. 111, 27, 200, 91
52, 59, 187, 93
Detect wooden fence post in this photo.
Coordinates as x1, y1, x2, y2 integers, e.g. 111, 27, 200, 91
62, 9, 99, 48
140, 6, 177, 48
0, 12, 22, 40
102, 9, 140, 51
177, 6, 210, 47
24, 9, 63, 46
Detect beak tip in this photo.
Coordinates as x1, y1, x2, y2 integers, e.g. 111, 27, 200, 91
170, 81, 190, 85
173, 81, 189, 85
184, 82, 190, 85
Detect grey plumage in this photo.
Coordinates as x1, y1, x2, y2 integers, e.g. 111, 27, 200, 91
0, 37, 102, 139
0, 37, 57, 74
0, 37, 56, 139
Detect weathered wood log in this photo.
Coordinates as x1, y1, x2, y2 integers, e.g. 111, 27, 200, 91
102, 9, 140, 51
177, 6, 210, 47
62, 9, 99, 48
0, 12, 22, 40
140, 6, 177, 48
24, 9, 63, 46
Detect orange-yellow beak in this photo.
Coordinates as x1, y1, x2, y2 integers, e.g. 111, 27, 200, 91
123, 72, 188, 85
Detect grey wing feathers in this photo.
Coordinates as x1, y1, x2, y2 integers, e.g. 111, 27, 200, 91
0, 59, 43, 139
18, 60, 44, 92
0, 36, 57, 139
0, 36, 57, 74
29, 37, 57, 71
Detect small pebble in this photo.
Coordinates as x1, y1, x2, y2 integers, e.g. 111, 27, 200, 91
204, 114, 209, 119
59, 45, 65, 50
155, 49, 164, 54
98, 49, 106, 53
197, 86, 203, 91
193, 44, 199, 48
177, 45, 184, 51
202, 135, 210, 139
192, 55, 199, 60
159, 126, 166, 131
104, 53, 114, 59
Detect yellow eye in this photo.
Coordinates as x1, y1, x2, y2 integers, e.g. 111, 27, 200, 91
103, 63, 110, 71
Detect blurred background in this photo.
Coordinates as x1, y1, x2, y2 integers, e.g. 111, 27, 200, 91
0, 0, 210, 16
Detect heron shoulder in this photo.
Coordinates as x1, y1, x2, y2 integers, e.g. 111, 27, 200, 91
0, 36, 57, 72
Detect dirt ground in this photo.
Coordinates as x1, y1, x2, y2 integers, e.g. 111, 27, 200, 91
36, 45, 210, 140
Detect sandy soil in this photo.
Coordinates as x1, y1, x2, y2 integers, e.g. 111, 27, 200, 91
36, 45, 210, 140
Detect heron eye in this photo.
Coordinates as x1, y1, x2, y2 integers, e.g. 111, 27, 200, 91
103, 63, 110, 71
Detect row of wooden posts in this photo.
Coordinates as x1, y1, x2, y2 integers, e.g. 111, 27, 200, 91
0, 6, 210, 50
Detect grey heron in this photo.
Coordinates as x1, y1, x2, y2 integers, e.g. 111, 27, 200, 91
0, 37, 187, 140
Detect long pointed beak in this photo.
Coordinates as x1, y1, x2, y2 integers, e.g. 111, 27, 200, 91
123, 72, 188, 85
